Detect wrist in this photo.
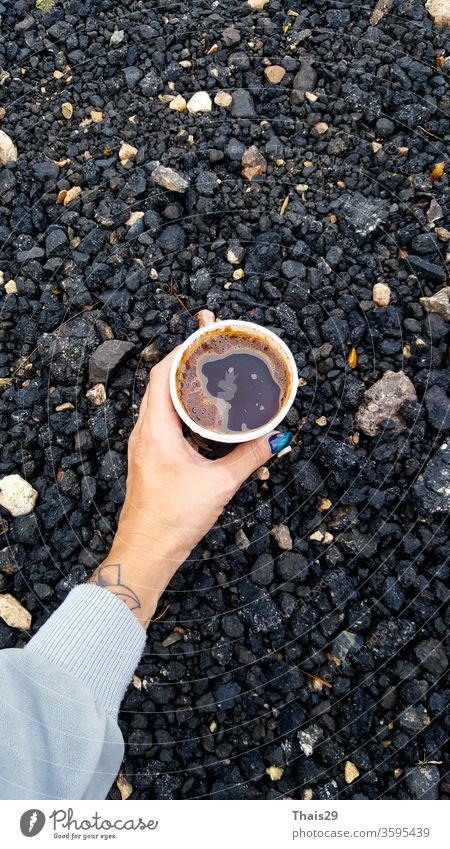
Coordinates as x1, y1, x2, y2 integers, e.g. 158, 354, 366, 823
90, 522, 189, 628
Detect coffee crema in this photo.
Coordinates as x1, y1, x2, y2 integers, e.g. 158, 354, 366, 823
176, 328, 292, 435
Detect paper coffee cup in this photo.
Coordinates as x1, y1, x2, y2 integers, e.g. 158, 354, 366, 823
169, 320, 298, 445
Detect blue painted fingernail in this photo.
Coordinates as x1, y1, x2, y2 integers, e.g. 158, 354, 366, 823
268, 432, 292, 455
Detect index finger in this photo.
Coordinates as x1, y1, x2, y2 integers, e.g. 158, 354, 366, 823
137, 345, 181, 430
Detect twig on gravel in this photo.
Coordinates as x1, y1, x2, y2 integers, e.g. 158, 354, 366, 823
153, 603, 171, 621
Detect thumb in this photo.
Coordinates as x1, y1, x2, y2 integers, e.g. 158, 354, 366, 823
216, 431, 292, 489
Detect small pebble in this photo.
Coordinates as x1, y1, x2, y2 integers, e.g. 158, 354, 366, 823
235, 529, 250, 550
61, 102, 73, 119
86, 383, 106, 406
271, 524, 293, 550
150, 164, 189, 192
186, 92, 212, 114
319, 497, 332, 511
0, 474, 38, 517
169, 95, 187, 112
214, 91, 232, 108
372, 282, 391, 306
0, 130, 18, 164
344, 760, 360, 784
264, 65, 286, 84
119, 142, 138, 166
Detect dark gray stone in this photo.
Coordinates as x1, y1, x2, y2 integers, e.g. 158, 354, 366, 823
45, 228, 68, 257
405, 766, 440, 800
89, 340, 134, 383
230, 88, 256, 118
404, 255, 447, 283
291, 58, 317, 105
221, 25, 241, 47
413, 442, 450, 515
424, 386, 450, 432
123, 66, 143, 89
414, 639, 447, 676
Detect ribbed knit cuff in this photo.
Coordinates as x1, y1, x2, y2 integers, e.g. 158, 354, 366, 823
25, 584, 147, 718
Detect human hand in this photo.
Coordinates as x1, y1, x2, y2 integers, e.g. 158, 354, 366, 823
90, 348, 292, 627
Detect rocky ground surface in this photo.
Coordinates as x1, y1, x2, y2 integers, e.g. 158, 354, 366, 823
0, 0, 449, 800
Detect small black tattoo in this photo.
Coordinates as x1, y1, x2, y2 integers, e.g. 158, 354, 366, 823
92, 563, 141, 612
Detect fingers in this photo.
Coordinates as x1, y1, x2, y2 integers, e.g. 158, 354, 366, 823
215, 431, 292, 490
137, 346, 182, 434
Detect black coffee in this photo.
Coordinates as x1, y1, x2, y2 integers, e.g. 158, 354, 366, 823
176, 328, 291, 435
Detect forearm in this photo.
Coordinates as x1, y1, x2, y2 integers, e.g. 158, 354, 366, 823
0, 583, 148, 799
88, 515, 190, 628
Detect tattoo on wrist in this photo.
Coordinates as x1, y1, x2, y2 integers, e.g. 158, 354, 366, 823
91, 563, 141, 613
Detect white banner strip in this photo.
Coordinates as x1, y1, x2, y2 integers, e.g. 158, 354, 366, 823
1, 799, 446, 849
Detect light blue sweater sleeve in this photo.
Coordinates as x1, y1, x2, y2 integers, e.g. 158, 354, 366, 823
0, 584, 147, 800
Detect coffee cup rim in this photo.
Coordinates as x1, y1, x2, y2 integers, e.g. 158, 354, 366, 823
169, 319, 298, 443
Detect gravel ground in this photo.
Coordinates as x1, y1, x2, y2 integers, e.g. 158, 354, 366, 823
0, 0, 449, 800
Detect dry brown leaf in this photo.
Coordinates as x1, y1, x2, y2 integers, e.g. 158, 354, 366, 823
53, 158, 71, 167
55, 189, 67, 205
0, 593, 32, 630
430, 161, 445, 180
116, 771, 133, 800
347, 346, 357, 369
326, 652, 342, 666
279, 194, 290, 215
300, 669, 333, 690
153, 603, 171, 621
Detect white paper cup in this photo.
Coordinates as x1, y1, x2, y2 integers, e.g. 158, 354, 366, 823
169, 319, 298, 444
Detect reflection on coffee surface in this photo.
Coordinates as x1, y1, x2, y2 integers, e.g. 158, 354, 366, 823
176, 328, 291, 434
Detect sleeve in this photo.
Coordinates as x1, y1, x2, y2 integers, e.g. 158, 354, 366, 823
0, 584, 147, 800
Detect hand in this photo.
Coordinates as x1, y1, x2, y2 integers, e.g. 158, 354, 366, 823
89, 348, 292, 627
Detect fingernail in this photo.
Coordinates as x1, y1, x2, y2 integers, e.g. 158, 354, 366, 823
268, 432, 292, 455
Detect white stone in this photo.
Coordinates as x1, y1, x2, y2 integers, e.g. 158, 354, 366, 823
372, 282, 391, 306
0, 130, 18, 164
186, 91, 212, 114
248, 0, 270, 8
0, 474, 38, 517
110, 30, 124, 46
4, 280, 17, 294
426, 0, 450, 26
